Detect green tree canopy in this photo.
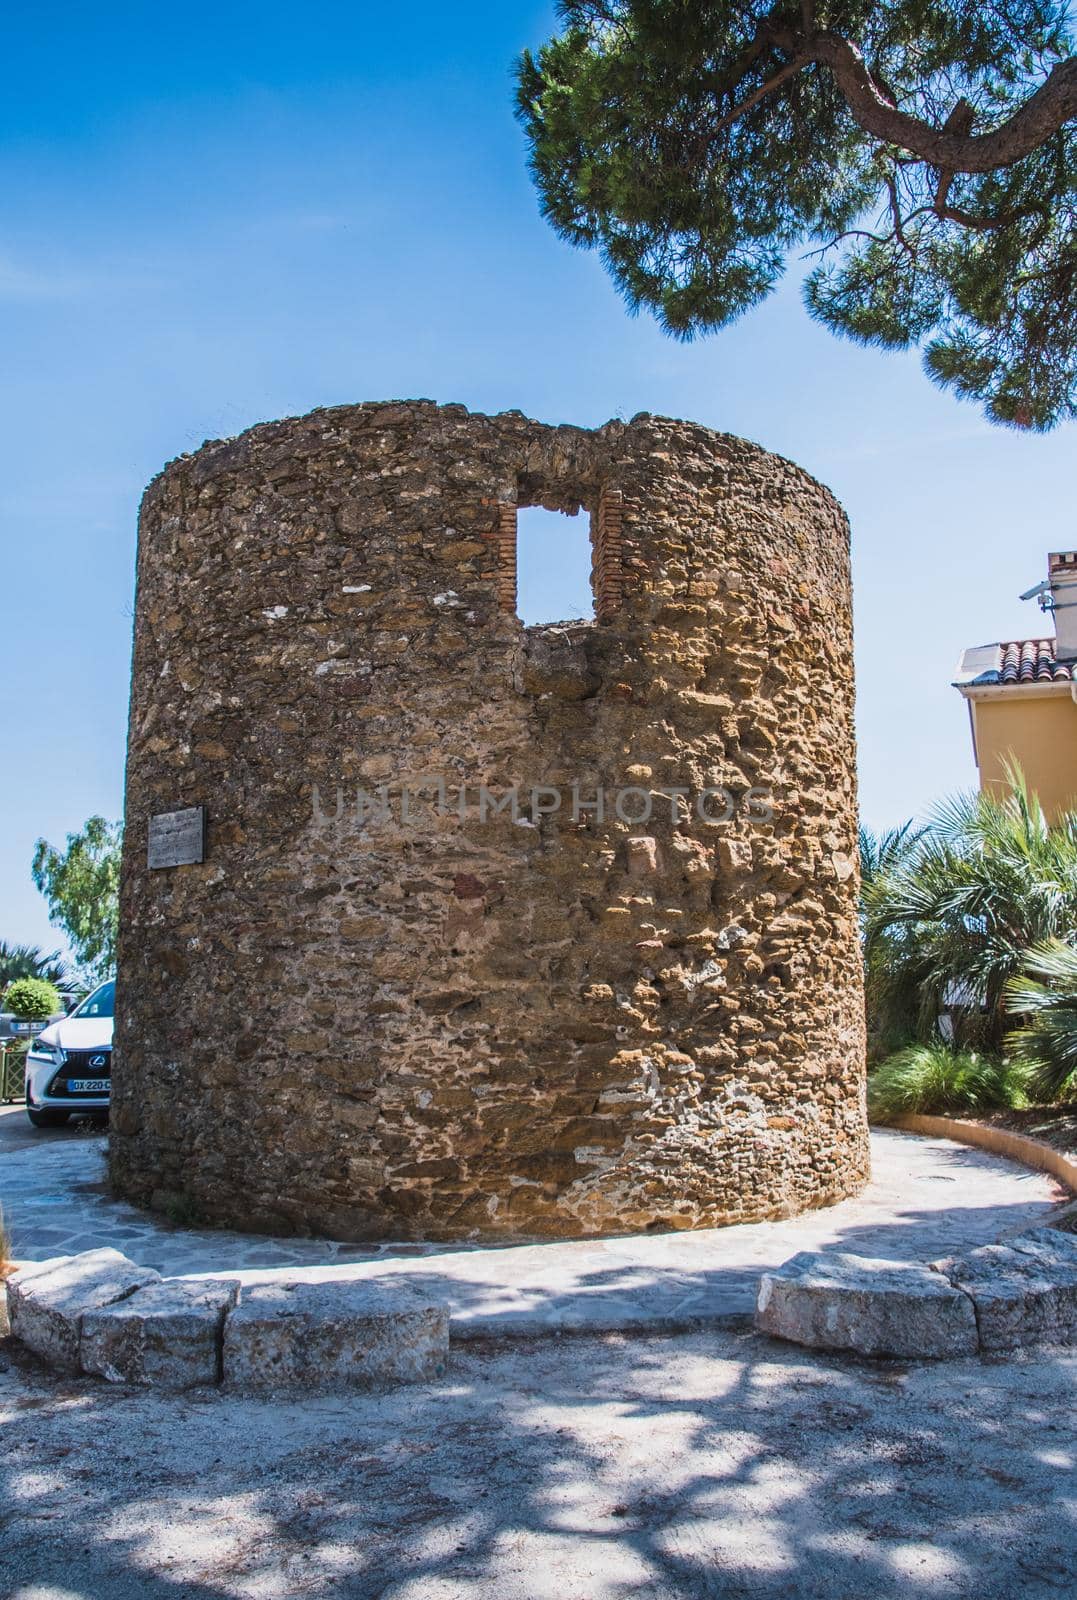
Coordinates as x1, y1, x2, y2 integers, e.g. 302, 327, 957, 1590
517, 2, 1077, 428
3, 976, 62, 1022
31, 817, 122, 988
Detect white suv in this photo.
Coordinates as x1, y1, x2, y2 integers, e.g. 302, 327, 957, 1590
24, 980, 114, 1128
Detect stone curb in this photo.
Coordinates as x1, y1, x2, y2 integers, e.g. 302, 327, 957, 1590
886, 1114, 1077, 1194
754, 1225, 1077, 1360
7, 1249, 160, 1373
755, 1251, 978, 1359
5, 1252, 449, 1391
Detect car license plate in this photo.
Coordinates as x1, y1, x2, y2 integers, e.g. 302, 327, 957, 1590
68, 1079, 110, 1093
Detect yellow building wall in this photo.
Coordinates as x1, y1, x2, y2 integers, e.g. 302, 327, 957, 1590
972, 692, 1077, 820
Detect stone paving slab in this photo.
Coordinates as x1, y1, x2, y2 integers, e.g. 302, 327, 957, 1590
936, 1227, 1077, 1351
222, 1277, 448, 1392
0, 1117, 1068, 1339
1005, 1224, 1077, 1268
754, 1226, 1077, 1360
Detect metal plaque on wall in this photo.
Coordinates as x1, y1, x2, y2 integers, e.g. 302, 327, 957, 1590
147, 806, 206, 869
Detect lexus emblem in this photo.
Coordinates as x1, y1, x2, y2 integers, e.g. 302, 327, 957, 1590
90, 1054, 108, 1069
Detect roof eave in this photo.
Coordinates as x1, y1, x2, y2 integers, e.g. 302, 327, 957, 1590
955, 680, 1075, 702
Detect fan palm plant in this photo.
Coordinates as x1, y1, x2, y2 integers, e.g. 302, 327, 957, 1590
1005, 940, 1077, 1103
0, 941, 76, 998
863, 768, 1077, 1051
858, 821, 927, 902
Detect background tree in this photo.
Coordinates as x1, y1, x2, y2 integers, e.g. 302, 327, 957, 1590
858, 819, 927, 1058
517, 1, 1076, 428
2, 976, 62, 1022
31, 817, 122, 988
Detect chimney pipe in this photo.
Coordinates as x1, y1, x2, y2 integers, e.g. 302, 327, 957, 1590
1050, 552, 1077, 662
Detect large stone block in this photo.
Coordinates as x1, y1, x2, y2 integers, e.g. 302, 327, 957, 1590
937, 1228, 1077, 1351
0, 1257, 58, 1337
80, 1277, 240, 1387
755, 1250, 978, 1359
222, 1277, 448, 1392
7, 1249, 160, 1372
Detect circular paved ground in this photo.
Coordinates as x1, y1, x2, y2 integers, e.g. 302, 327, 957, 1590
0, 1109, 1067, 1337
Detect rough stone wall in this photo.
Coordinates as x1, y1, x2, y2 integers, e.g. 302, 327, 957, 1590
110, 402, 868, 1241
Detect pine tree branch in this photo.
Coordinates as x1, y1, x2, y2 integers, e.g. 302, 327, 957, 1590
705, 24, 1075, 175
709, 53, 811, 138
807, 32, 1076, 173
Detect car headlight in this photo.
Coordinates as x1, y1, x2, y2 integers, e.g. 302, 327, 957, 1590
28, 1042, 61, 1063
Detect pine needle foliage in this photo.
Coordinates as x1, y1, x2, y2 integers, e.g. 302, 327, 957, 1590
518, 2, 1077, 428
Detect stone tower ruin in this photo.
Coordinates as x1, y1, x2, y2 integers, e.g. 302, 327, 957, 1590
110, 402, 868, 1240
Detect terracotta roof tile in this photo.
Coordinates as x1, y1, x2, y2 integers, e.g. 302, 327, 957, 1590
997, 638, 1074, 685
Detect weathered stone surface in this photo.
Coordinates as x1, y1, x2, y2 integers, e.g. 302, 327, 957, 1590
935, 1228, 1077, 1351
221, 1278, 448, 1392
755, 1250, 978, 1358
80, 1277, 239, 1387
7, 1249, 160, 1372
941, 1247, 1077, 1351
1042, 1197, 1077, 1235
0, 1259, 57, 1338
1009, 1224, 1077, 1265
111, 402, 868, 1241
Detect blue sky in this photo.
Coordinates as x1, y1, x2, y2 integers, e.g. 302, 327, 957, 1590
2, 2, 1073, 956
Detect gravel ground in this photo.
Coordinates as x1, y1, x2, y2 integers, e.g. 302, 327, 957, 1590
1, 1327, 1074, 1600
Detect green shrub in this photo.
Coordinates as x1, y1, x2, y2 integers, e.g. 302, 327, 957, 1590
867, 1044, 1030, 1122
3, 976, 61, 1021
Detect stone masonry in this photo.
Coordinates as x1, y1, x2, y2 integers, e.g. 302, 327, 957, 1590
110, 402, 868, 1241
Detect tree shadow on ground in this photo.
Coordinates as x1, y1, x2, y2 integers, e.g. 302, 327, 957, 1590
1, 1132, 1071, 1596
346, 1188, 1069, 1338
1, 1318, 1074, 1600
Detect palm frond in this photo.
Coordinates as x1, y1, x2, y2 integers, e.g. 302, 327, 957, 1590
1004, 938, 1077, 1101
864, 766, 1077, 1057
0, 941, 78, 997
